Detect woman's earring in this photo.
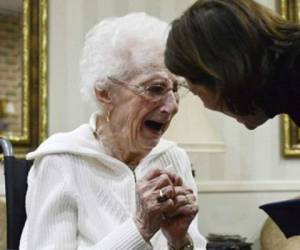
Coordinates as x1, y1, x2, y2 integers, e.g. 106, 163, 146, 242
106, 110, 110, 123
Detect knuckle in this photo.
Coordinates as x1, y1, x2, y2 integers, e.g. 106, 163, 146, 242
161, 199, 174, 210
166, 185, 174, 194
160, 174, 171, 184
191, 196, 196, 202
167, 199, 174, 207
186, 193, 193, 200
153, 168, 162, 175
174, 186, 182, 193
178, 195, 186, 203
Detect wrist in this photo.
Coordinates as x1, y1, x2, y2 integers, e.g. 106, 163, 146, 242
134, 217, 154, 242
168, 234, 194, 250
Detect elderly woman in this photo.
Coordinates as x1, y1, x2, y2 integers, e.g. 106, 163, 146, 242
19, 13, 206, 250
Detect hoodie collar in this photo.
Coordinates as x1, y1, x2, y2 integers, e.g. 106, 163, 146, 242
26, 112, 176, 167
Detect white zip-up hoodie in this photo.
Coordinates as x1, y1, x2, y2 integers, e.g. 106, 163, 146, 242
20, 114, 207, 250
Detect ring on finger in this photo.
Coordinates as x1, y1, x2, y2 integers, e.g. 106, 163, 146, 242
157, 189, 169, 203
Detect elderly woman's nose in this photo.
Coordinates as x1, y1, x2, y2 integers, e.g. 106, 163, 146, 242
160, 93, 178, 114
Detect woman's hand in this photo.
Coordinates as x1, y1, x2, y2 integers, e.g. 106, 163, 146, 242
161, 186, 198, 248
134, 168, 182, 242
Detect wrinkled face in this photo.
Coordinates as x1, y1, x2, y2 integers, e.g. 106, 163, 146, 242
188, 81, 268, 130
107, 66, 179, 152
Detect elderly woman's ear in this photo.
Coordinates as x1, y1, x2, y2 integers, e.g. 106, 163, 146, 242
95, 88, 112, 105
95, 88, 114, 118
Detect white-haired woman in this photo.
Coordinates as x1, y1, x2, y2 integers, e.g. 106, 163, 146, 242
19, 13, 206, 250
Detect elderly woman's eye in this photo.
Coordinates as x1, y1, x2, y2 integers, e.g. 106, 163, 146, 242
146, 85, 166, 96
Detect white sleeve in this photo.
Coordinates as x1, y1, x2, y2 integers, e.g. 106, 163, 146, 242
20, 155, 78, 250
20, 155, 152, 250
86, 218, 152, 250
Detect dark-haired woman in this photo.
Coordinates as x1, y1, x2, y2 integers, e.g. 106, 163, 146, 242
164, 0, 300, 237
165, 0, 300, 129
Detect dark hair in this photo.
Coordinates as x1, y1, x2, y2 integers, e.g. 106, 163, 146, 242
165, 0, 300, 115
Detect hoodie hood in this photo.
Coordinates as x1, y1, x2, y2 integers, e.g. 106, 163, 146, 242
27, 113, 177, 166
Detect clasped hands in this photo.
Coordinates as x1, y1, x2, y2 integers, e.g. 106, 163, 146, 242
134, 168, 198, 248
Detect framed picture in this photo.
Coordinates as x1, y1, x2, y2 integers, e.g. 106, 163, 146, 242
280, 0, 300, 157
0, 0, 48, 157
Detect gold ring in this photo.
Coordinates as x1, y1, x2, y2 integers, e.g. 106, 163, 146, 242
157, 189, 168, 203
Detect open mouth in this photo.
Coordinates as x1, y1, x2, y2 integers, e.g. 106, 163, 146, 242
144, 120, 165, 135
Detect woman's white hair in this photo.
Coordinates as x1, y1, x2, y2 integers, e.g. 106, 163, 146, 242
80, 12, 169, 113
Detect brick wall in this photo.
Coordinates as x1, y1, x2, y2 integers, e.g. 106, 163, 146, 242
0, 9, 22, 136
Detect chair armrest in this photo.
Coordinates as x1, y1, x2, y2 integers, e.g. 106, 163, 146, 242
0, 138, 13, 156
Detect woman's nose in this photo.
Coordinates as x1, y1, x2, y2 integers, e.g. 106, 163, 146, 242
159, 92, 178, 115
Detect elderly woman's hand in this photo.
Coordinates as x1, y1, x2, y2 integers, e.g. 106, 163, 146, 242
161, 185, 198, 249
134, 168, 182, 242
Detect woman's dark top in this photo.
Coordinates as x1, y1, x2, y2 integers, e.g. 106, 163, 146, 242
258, 41, 300, 126
259, 42, 300, 239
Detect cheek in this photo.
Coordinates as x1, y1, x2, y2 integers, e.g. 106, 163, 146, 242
125, 99, 155, 126
112, 100, 140, 127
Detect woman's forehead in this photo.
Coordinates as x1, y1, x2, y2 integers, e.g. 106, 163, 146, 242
130, 61, 179, 79
128, 69, 178, 84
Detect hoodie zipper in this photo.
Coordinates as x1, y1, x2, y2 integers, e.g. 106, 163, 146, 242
130, 167, 137, 183
133, 170, 137, 183
129, 167, 139, 210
